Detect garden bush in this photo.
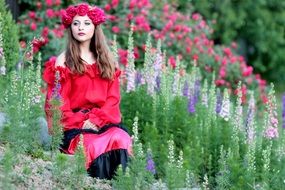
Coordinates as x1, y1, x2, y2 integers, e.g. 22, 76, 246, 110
189, 0, 285, 84
0, 0, 20, 73
17, 0, 268, 104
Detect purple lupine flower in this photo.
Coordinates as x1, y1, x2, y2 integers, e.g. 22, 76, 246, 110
146, 151, 156, 175
153, 53, 162, 78
52, 71, 62, 100
245, 107, 255, 143
282, 94, 285, 128
245, 106, 253, 130
155, 76, 161, 92
183, 81, 189, 97
135, 71, 143, 86
188, 93, 196, 114
265, 126, 279, 139
216, 89, 223, 114
193, 80, 201, 105
126, 69, 136, 93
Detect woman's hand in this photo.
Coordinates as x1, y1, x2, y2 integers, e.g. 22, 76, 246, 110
82, 119, 99, 131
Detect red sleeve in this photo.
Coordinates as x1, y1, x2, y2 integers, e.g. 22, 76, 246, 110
43, 57, 85, 133
88, 69, 122, 128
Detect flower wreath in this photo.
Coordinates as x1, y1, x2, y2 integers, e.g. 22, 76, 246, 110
61, 3, 106, 28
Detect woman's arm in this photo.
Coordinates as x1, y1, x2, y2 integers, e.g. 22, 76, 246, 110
87, 69, 122, 128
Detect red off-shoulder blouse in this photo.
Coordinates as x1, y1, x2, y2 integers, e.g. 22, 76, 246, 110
42, 56, 122, 132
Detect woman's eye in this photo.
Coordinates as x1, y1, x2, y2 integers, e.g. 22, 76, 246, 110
85, 22, 91, 25
73, 22, 78, 26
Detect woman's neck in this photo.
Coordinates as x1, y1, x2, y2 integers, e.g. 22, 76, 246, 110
79, 40, 95, 64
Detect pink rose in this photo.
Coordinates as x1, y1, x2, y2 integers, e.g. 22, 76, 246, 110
45, 0, 53, 7
215, 79, 225, 86
192, 13, 200, 21
55, 0, 61, 6
104, 4, 112, 11
30, 22, 37, 31
46, 9, 55, 18
192, 54, 199, 61
36, 2, 42, 9
24, 19, 30, 25
111, 0, 120, 8
112, 26, 120, 33
77, 4, 89, 16
28, 11, 36, 19
61, 12, 72, 28
87, 8, 106, 25
66, 6, 77, 18
41, 27, 49, 37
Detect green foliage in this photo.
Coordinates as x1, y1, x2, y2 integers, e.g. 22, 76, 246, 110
112, 117, 155, 189
0, 0, 20, 72
52, 140, 90, 189
0, 144, 17, 189
190, 0, 285, 83
0, 52, 44, 158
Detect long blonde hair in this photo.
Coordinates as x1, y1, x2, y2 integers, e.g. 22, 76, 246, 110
65, 25, 116, 80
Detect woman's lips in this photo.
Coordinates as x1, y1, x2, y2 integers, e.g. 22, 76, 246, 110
78, 33, 85, 36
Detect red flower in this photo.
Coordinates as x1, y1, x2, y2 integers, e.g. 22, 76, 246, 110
242, 66, 253, 77
28, 11, 36, 19
45, 0, 53, 7
66, 6, 77, 18
88, 7, 106, 25
230, 56, 237, 64
223, 47, 232, 57
20, 41, 26, 49
30, 22, 37, 31
204, 65, 213, 73
77, 3, 89, 16
127, 13, 133, 21
61, 12, 73, 28
186, 46, 191, 53
118, 49, 128, 65
231, 42, 237, 49
25, 51, 33, 61
261, 94, 268, 104
215, 55, 221, 62
46, 9, 55, 18
108, 15, 117, 22
168, 56, 176, 68
24, 19, 30, 25
111, 0, 120, 8
55, 0, 61, 6
192, 13, 200, 21
41, 27, 49, 37
219, 67, 226, 78
36, 2, 42, 9
112, 26, 120, 33
104, 4, 112, 11
32, 37, 46, 53
134, 47, 140, 59
163, 4, 169, 13
215, 79, 226, 86
192, 54, 199, 61
129, 0, 136, 9
221, 57, 227, 66
207, 47, 214, 55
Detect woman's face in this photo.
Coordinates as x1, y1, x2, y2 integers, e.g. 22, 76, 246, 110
71, 15, 95, 43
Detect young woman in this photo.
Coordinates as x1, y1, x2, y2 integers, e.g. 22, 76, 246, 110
43, 3, 132, 179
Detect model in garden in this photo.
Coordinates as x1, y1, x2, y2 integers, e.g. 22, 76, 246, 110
42, 3, 132, 179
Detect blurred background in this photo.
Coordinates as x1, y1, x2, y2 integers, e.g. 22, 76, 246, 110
4, 0, 285, 92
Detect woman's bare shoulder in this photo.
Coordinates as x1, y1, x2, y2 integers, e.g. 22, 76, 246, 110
55, 52, 66, 67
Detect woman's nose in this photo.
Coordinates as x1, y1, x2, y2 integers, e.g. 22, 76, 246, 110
78, 24, 83, 31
